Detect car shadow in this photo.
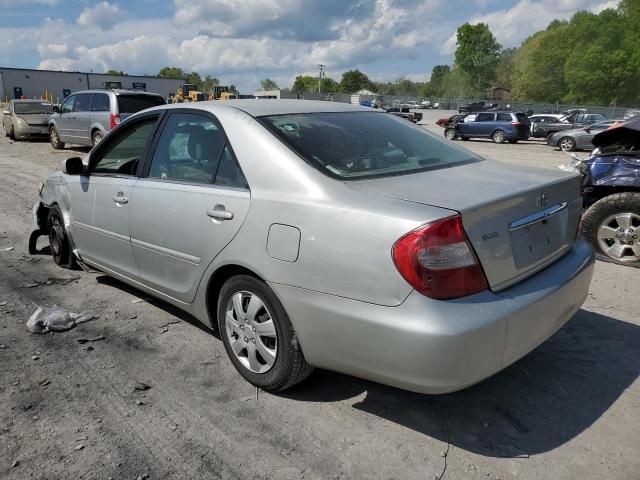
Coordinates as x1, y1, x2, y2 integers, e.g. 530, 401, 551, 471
95, 274, 218, 338
280, 309, 639, 458
81, 273, 639, 458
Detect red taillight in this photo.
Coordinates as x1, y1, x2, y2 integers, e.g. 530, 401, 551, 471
511, 122, 523, 126
110, 113, 121, 129
392, 215, 488, 300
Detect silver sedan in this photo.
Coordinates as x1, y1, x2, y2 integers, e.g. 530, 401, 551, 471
3, 99, 52, 140
31, 100, 594, 394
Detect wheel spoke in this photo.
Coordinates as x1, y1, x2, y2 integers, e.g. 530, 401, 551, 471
247, 344, 261, 371
231, 338, 245, 356
606, 242, 625, 258
254, 319, 275, 336
615, 213, 632, 230
630, 243, 640, 259
597, 225, 618, 240
245, 295, 263, 323
232, 293, 245, 320
256, 339, 276, 367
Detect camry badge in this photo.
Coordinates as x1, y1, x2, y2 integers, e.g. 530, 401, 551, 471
536, 192, 549, 208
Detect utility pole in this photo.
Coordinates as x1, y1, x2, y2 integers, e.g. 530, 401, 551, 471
318, 64, 325, 94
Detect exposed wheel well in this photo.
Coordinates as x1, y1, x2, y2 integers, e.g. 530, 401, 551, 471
205, 264, 264, 328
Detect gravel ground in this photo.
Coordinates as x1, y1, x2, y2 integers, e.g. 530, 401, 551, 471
0, 113, 639, 480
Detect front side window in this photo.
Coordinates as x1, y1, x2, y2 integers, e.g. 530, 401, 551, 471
260, 112, 480, 180
92, 118, 157, 175
74, 94, 91, 113
148, 113, 225, 184
61, 96, 76, 114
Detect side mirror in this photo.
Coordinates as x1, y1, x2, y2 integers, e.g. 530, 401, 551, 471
64, 157, 85, 175
584, 126, 591, 133
53, 105, 60, 113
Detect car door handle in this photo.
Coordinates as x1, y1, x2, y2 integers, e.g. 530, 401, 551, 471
112, 195, 129, 205
206, 207, 233, 220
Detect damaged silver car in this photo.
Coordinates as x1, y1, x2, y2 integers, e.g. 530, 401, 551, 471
31, 100, 594, 394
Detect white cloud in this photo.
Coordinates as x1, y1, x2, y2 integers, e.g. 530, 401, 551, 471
77, 1, 121, 31
462, 0, 621, 48
37, 43, 68, 56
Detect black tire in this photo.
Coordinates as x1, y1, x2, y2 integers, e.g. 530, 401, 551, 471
9, 127, 15, 140
47, 205, 76, 268
581, 193, 640, 266
461, 137, 470, 141
492, 130, 505, 143
508, 139, 518, 144
444, 128, 457, 140
50, 127, 65, 150
92, 130, 104, 146
559, 136, 576, 152
217, 275, 312, 392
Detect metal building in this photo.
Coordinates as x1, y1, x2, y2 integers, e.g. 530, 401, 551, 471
0, 67, 184, 103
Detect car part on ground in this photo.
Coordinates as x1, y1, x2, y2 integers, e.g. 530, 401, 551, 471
32, 99, 593, 394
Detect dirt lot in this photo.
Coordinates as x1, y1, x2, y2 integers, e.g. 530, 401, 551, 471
1, 115, 639, 480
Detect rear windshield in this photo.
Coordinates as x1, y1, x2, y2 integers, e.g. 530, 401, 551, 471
14, 102, 53, 114
117, 95, 165, 114
259, 112, 481, 180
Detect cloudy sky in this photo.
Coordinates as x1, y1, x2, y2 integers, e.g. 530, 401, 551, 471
0, 0, 618, 92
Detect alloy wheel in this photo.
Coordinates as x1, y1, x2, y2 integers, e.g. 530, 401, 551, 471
559, 137, 575, 151
225, 291, 277, 374
596, 212, 640, 262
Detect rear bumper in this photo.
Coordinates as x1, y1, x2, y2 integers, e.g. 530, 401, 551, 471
271, 240, 594, 394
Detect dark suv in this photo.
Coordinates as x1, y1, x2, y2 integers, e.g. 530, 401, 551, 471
444, 112, 531, 143
531, 112, 607, 140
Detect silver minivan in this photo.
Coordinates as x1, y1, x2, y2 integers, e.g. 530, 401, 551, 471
49, 89, 165, 149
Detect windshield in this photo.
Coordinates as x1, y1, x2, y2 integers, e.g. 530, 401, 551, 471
13, 102, 53, 114
117, 95, 165, 114
259, 112, 481, 179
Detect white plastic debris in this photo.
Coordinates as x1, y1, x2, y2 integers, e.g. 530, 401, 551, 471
26, 305, 94, 334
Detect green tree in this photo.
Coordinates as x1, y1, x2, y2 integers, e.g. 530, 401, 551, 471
260, 78, 279, 90
291, 74, 339, 92
494, 48, 517, 91
429, 65, 450, 97
104, 69, 127, 76
454, 23, 501, 95
339, 69, 373, 93
201, 75, 220, 93
158, 66, 185, 79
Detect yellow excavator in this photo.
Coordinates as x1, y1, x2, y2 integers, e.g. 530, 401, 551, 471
207, 85, 237, 101
173, 84, 205, 103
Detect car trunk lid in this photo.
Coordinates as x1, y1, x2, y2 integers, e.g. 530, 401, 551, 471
347, 159, 582, 291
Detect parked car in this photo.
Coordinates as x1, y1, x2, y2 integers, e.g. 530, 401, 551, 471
623, 109, 640, 120
49, 89, 166, 149
31, 100, 593, 394
2, 99, 53, 140
444, 111, 531, 143
531, 112, 607, 139
418, 100, 430, 109
385, 106, 423, 123
458, 101, 487, 113
436, 114, 465, 128
561, 117, 640, 266
528, 114, 565, 135
547, 120, 617, 151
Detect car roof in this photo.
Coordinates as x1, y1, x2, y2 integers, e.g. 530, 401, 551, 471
71, 89, 163, 96
11, 99, 51, 103
160, 99, 375, 117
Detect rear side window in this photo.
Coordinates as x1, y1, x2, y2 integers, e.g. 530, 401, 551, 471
476, 113, 494, 122
74, 94, 91, 112
91, 93, 110, 112
148, 113, 225, 184
260, 112, 480, 180
496, 113, 512, 122
117, 95, 166, 114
